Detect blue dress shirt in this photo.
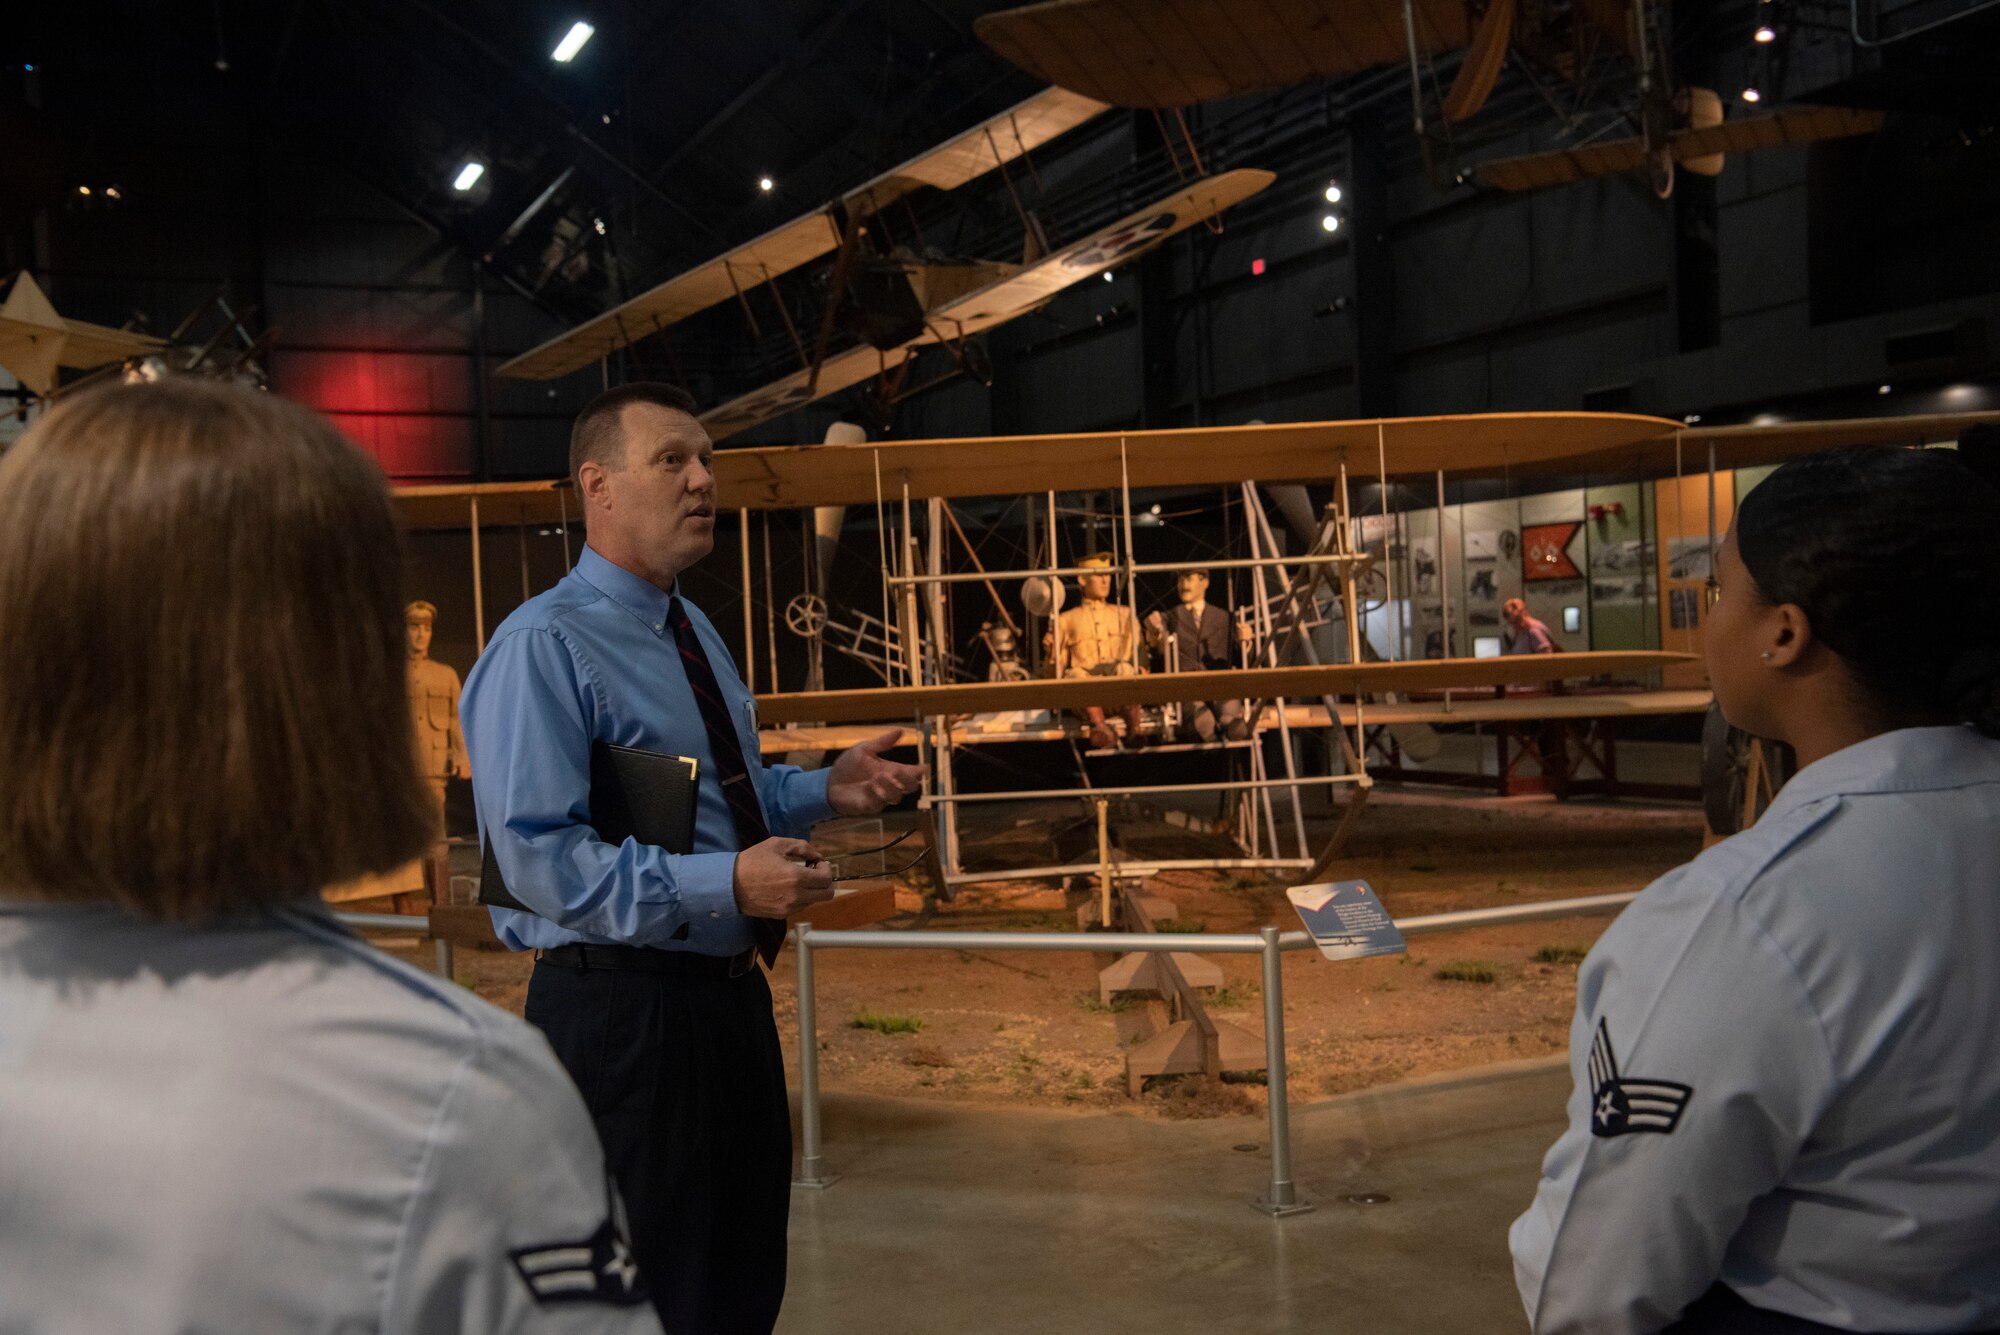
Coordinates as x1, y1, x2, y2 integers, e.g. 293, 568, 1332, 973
1511, 725, 2000, 1332
461, 546, 834, 954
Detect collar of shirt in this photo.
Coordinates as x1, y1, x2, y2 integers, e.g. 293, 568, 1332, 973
1763, 723, 1999, 821
574, 545, 676, 636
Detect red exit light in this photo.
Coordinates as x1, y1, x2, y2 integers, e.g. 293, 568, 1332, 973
1251, 258, 1266, 276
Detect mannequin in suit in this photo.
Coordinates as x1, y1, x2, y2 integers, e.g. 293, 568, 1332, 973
1144, 569, 1248, 742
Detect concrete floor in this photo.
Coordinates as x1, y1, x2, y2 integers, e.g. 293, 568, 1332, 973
781, 1055, 1570, 1333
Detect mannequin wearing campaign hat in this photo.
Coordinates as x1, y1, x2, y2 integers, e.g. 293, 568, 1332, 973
1050, 552, 1145, 750
405, 600, 470, 834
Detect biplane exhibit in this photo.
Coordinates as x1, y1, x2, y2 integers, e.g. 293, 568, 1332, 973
10, 2, 2000, 1331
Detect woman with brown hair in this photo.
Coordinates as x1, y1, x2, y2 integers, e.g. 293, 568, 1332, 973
0, 381, 662, 1333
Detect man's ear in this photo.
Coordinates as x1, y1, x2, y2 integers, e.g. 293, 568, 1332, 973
578, 459, 612, 511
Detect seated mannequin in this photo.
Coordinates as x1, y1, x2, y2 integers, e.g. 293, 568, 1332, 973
1051, 552, 1145, 750
1144, 569, 1248, 742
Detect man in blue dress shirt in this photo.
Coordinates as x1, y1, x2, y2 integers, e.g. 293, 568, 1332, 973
462, 383, 922, 1335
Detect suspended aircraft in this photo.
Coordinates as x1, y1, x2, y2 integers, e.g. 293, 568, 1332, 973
973, 0, 1884, 197
494, 86, 1274, 438
0, 272, 169, 400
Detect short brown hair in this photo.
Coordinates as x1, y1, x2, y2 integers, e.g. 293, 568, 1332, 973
569, 381, 699, 488
0, 380, 435, 919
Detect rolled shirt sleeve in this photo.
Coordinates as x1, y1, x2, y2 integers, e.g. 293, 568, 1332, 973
463, 627, 738, 946
1510, 867, 1837, 1333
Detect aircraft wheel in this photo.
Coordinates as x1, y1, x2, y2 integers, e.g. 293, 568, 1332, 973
785, 592, 828, 638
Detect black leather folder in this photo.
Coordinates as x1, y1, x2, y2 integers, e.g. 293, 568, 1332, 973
478, 742, 700, 913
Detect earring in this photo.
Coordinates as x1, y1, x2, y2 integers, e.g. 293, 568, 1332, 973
1760, 651, 1773, 660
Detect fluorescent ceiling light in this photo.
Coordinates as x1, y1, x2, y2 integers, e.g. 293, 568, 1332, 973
552, 21, 594, 62
453, 161, 485, 192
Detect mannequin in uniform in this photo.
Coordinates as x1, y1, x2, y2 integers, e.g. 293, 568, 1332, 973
1145, 569, 1248, 742
1052, 553, 1144, 750
406, 600, 471, 835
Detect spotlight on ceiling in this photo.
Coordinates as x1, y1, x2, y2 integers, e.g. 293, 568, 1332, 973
1754, 24, 1776, 41
551, 21, 595, 62
1740, 87, 1762, 103
1878, 383, 1892, 395
757, 175, 774, 193
75, 185, 91, 197
1320, 213, 1341, 233
1102, 271, 1115, 282
104, 186, 121, 200
1323, 182, 1343, 203
593, 217, 607, 235
453, 161, 485, 192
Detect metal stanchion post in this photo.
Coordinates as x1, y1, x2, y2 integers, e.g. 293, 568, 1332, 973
793, 924, 838, 1189
1253, 924, 1313, 1216
434, 936, 454, 981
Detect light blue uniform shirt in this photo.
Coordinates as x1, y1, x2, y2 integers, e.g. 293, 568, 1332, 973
0, 901, 662, 1333
1512, 725, 2000, 1333
461, 546, 834, 954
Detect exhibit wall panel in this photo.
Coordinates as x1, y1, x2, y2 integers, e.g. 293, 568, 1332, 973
1653, 471, 1738, 689
1582, 482, 1658, 655
1518, 489, 1590, 652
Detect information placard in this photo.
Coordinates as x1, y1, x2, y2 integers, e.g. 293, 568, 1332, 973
1286, 880, 1406, 962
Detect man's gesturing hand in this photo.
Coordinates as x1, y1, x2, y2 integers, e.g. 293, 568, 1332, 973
826, 731, 925, 816
733, 838, 836, 919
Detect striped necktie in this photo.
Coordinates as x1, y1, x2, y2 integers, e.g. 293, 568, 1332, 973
668, 597, 785, 967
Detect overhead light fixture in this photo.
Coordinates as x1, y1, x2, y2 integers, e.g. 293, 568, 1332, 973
593, 217, 607, 235
1878, 383, 1892, 395
1323, 182, 1343, 203
75, 185, 91, 197
757, 175, 774, 193
1684, 413, 1702, 424
104, 186, 121, 200
1740, 87, 1762, 103
1102, 271, 1115, 283
1753, 24, 1776, 41
551, 21, 595, 63
453, 161, 485, 191
1321, 213, 1341, 232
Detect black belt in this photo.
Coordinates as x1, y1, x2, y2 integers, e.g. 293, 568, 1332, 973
535, 942, 759, 979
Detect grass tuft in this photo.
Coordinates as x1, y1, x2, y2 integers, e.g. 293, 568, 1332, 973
1153, 917, 1207, 934
1434, 960, 1498, 984
1533, 944, 1589, 966
851, 1009, 924, 1035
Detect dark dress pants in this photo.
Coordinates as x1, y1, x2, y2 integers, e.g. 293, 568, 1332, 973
526, 959, 792, 1335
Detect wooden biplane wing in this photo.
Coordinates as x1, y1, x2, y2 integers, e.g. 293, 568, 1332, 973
975, 0, 1472, 109
1476, 105, 1885, 193
495, 87, 1108, 384
842, 85, 1107, 212
754, 651, 1692, 725
378, 410, 2000, 528
697, 167, 1274, 440
0, 273, 168, 394
708, 410, 1680, 508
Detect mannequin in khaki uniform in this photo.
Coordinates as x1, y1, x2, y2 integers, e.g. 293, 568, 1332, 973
1051, 554, 1145, 750
406, 601, 471, 835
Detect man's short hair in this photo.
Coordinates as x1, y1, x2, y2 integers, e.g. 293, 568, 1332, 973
569, 382, 700, 488
0, 380, 435, 920
1178, 568, 1210, 581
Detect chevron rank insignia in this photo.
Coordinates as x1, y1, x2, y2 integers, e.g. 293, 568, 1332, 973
1588, 1018, 1692, 1138
510, 1212, 648, 1306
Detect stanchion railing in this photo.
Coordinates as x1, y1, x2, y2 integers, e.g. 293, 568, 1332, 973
789, 889, 1638, 1217
334, 891, 1643, 1216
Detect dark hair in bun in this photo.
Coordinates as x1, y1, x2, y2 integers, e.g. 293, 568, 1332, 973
1735, 439, 2000, 738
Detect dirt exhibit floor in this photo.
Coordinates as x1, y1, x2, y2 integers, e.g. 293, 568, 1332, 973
412, 787, 1704, 1119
